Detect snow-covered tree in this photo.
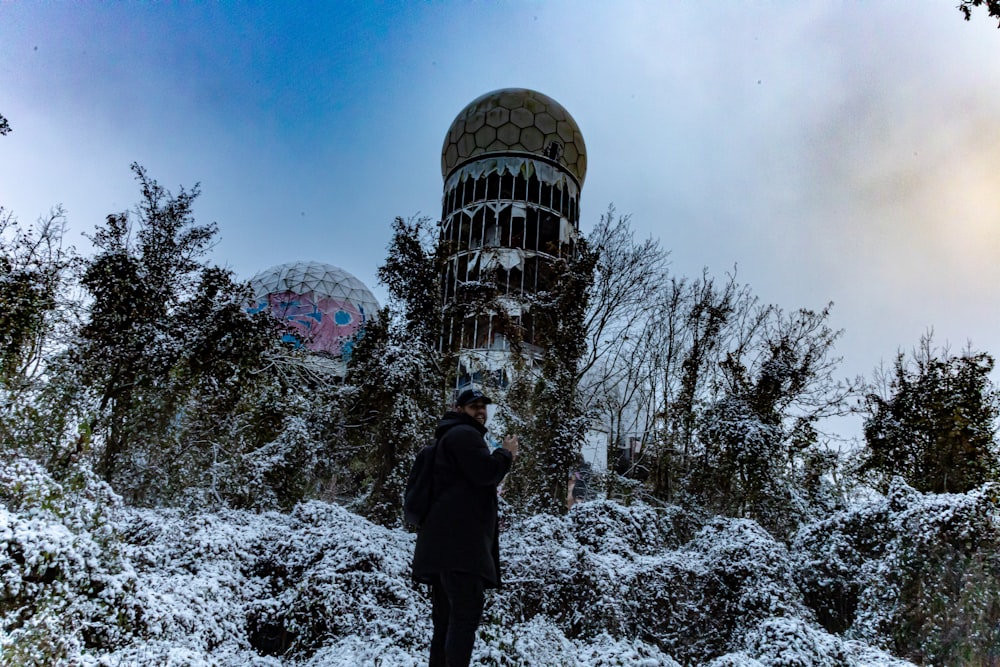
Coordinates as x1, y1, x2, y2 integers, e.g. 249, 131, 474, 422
859, 335, 1000, 494
684, 305, 853, 538
66, 164, 342, 508
0, 206, 80, 458
74, 163, 219, 487
501, 236, 597, 514
346, 216, 446, 525
577, 208, 670, 444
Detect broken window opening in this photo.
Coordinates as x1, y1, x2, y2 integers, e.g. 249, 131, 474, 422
443, 187, 456, 218
510, 216, 525, 250
513, 173, 527, 200
500, 171, 514, 200
486, 172, 500, 201
447, 217, 459, 247
506, 266, 523, 295
521, 311, 535, 347
462, 178, 475, 207
525, 212, 539, 252
483, 314, 494, 349
455, 254, 470, 284
463, 316, 475, 349
539, 212, 559, 251
498, 206, 512, 246
449, 316, 465, 353
443, 264, 457, 301
469, 314, 489, 349
523, 255, 539, 294
527, 173, 541, 206
471, 208, 486, 250
485, 207, 499, 247
458, 215, 471, 252
540, 181, 553, 211
537, 261, 554, 294
544, 140, 563, 161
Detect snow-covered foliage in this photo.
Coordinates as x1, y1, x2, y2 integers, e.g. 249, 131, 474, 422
793, 477, 1000, 665
0, 458, 142, 665
1, 458, 934, 666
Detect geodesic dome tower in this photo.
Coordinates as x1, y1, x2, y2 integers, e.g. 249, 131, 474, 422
440, 88, 587, 388
248, 261, 379, 372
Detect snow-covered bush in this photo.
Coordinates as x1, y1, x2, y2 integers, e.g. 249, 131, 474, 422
494, 501, 841, 665
793, 488, 890, 634
794, 477, 1000, 665
740, 617, 848, 666
493, 500, 691, 642
570, 499, 690, 556
114, 507, 276, 658
604, 517, 811, 664
0, 457, 142, 665
261, 501, 425, 655
476, 616, 681, 667
712, 615, 916, 667
4, 469, 929, 666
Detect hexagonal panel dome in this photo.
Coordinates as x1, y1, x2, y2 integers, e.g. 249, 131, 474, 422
442, 88, 587, 186
248, 261, 380, 358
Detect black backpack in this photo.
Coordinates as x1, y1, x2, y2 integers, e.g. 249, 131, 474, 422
403, 439, 437, 528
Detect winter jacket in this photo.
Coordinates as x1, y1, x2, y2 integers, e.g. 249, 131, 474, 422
411, 411, 513, 589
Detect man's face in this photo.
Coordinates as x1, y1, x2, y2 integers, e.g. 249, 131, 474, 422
459, 400, 489, 425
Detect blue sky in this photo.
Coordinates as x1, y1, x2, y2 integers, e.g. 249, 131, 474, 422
2, 2, 999, 435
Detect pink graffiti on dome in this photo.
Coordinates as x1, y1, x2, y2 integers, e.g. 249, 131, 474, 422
266, 291, 366, 355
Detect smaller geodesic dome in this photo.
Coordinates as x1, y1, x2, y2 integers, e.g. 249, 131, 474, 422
248, 261, 380, 359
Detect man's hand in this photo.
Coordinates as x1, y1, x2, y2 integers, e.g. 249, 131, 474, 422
502, 434, 519, 459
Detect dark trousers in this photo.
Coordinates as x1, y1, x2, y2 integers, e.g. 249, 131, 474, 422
429, 571, 485, 667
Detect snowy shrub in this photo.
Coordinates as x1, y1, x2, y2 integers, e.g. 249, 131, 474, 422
839, 640, 920, 667
741, 617, 847, 666
623, 549, 708, 658
106, 500, 428, 663
704, 654, 767, 667
687, 519, 805, 620
262, 501, 425, 657
299, 635, 423, 667
794, 478, 1000, 666
2, 468, 933, 666
225, 415, 324, 510
570, 499, 688, 556
632, 518, 810, 664
495, 502, 837, 666
792, 491, 890, 634
492, 511, 581, 626
713, 617, 917, 667
495, 500, 697, 642
476, 615, 681, 667
115, 507, 272, 656
0, 457, 142, 665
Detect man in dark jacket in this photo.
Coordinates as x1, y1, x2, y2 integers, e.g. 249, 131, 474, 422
411, 387, 518, 667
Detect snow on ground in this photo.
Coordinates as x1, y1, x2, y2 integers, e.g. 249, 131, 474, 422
0, 456, 938, 665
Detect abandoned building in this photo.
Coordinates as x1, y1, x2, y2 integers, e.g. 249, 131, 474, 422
439, 88, 587, 390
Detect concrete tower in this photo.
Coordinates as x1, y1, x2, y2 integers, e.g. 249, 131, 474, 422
439, 88, 587, 389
